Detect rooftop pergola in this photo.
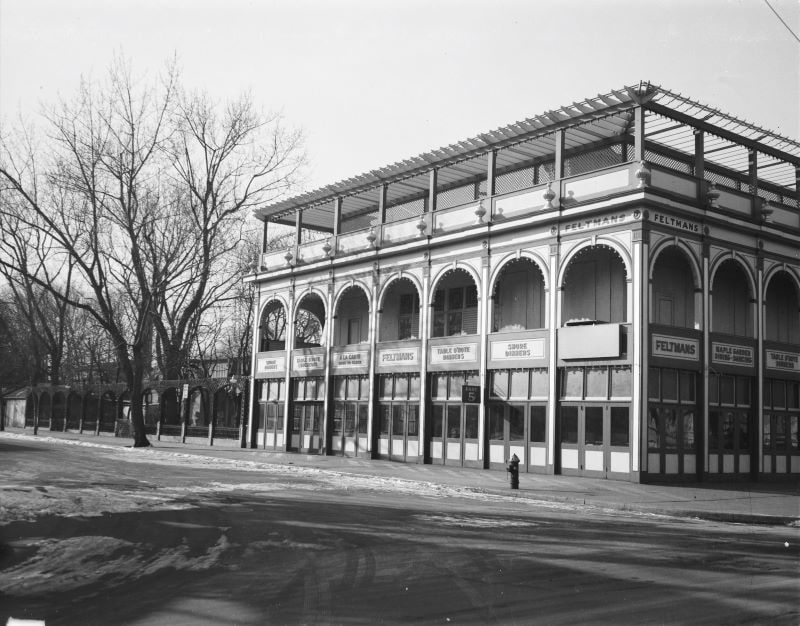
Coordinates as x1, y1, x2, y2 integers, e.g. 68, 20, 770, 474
255, 82, 800, 235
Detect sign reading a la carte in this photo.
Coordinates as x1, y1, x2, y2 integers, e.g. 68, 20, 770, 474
430, 343, 478, 364
712, 342, 754, 367
293, 353, 325, 371
257, 355, 286, 374
332, 350, 368, 369
766, 350, 800, 371
652, 334, 699, 361
490, 338, 545, 361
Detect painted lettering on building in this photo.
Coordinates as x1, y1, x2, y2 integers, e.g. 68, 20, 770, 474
333, 350, 368, 369
651, 213, 701, 234
766, 350, 800, 371
378, 347, 419, 366
712, 342, 754, 367
293, 353, 325, 371
651, 334, 699, 361
490, 338, 546, 361
430, 343, 478, 364
562, 213, 626, 233
257, 356, 286, 373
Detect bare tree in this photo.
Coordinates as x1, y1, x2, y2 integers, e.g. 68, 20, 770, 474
0, 57, 179, 446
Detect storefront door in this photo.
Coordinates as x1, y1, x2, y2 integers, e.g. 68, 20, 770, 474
558, 404, 630, 478
429, 403, 480, 467
290, 402, 323, 452
487, 403, 526, 469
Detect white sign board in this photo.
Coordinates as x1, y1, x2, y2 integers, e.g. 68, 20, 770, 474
652, 334, 699, 361
430, 343, 478, 365
490, 338, 546, 361
712, 342, 754, 367
765, 350, 800, 372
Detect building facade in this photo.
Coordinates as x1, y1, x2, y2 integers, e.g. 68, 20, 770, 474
246, 83, 800, 482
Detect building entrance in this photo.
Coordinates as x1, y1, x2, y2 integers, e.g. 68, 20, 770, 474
557, 403, 630, 478
429, 403, 480, 467
379, 404, 419, 462
289, 402, 323, 452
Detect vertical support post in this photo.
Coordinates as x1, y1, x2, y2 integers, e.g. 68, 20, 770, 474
632, 229, 647, 478
246, 293, 260, 448
756, 260, 764, 477
295, 209, 303, 246
367, 268, 380, 459
33, 393, 39, 436
377, 184, 387, 225
748, 149, 759, 219
322, 283, 335, 456
701, 249, 710, 480
633, 106, 645, 163
332, 197, 342, 238
486, 149, 496, 198
427, 168, 438, 214
547, 243, 559, 473
478, 244, 490, 467
694, 130, 705, 179
262, 219, 269, 254
418, 261, 431, 463
282, 290, 295, 452
554, 129, 565, 181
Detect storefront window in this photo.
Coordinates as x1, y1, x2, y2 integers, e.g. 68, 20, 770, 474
510, 370, 528, 398
509, 406, 524, 441
610, 407, 629, 446
586, 367, 607, 399
530, 406, 546, 442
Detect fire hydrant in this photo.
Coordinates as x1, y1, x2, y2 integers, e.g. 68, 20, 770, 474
506, 453, 520, 490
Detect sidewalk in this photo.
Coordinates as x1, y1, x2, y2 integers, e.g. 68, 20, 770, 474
3, 428, 799, 526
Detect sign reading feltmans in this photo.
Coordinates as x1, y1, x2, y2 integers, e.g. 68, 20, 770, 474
430, 343, 478, 364
712, 342, 754, 367
651, 334, 699, 361
377, 347, 420, 366
765, 350, 800, 372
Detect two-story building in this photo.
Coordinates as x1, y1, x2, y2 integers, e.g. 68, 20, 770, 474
245, 82, 799, 482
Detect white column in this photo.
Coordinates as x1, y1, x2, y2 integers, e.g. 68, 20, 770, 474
757, 264, 764, 473
418, 265, 431, 462
322, 285, 335, 455
547, 244, 559, 470
246, 289, 261, 448
702, 254, 710, 472
478, 255, 491, 463
631, 234, 646, 474
367, 274, 380, 457
282, 290, 295, 451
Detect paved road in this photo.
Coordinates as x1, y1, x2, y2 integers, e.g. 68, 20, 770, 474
1, 438, 798, 625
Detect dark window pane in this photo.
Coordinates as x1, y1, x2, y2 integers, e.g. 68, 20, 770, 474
489, 405, 504, 440
344, 404, 356, 436
648, 368, 660, 401
293, 379, 303, 400
359, 377, 369, 400
771, 380, 785, 409
530, 406, 546, 443
561, 407, 578, 444
509, 406, 524, 441
433, 313, 445, 337
358, 404, 368, 434
763, 381, 772, 409
510, 370, 528, 398
586, 367, 607, 398
432, 405, 443, 438
433, 290, 445, 312
465, 285, 478, 308
399, 293, 414, 315
763, 413, 773, 449
662, 369, 678, 402
464, 405, 479, 439
719, 376, 735, 404
663, 408, 677, 450
648, 408, 660, 450
773, 414, 786, 450
306, 378, 317, 401
265, 404, 276, 431
682, 409, 695, 449
788, 383, 799, 409
449, 287, 463, 310
407, 405, 419, 437
408, 375, 420, 399
448, 375, 462, 400
791, 415, 799, 450
736, 412, 749, 449
584, 407, 604, 445
447, 405, 461, 438
447, 312, 462, 335
708, 411, 720, 450
392, 405, 405, 436
721, 411, 735, 450
610, 407, 629, 447
398, 316, 412, 340
736, 377, 751, 407
379, 405, 390, 435
709, 373, 719, 404
679, 371, 695, 402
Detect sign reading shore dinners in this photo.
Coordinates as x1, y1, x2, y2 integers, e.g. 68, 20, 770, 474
651, 334, 699, 361
490, 338, 546, 361
430, 343, 478, 364
712, 342, 754, 367
766, 350, 800, 372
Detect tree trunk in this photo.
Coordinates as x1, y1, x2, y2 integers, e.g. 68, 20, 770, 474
128, 369, 150, 447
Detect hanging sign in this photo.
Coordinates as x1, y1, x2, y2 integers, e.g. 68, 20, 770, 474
430, 343, 478, 364
332, 350, 369, 369
652, 334, 699, 361
293, 353, 325, 371
461, 385, 481, 404
256, 355, 286, 374
377, 347, 420, 366
765, 350, 800, 372
711, 342, 754, 367
490, 338, 546, 361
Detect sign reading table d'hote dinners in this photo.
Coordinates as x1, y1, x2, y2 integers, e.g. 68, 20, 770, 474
766, 350, 800, 372
712, 342, 754, 367
651, 334, 699, 361
292, 353, 325, 372
430, 343, 478, 365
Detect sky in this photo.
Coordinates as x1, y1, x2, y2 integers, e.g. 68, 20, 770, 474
1, 0, 798, 195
